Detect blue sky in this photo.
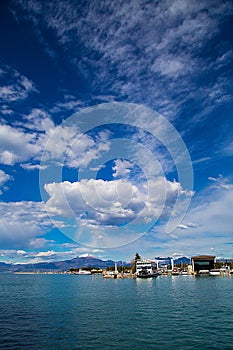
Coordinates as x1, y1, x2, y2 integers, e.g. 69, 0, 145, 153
0, 0, 233, 263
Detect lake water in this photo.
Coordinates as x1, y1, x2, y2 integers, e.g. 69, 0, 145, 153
0, 273, 233, 349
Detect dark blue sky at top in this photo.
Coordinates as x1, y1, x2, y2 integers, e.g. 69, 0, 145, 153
0, 0, 231, 187
0, 0, 233, 262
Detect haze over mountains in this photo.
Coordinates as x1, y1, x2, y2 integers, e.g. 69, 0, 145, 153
0, 256, 128, 272
0, 256, 191, 272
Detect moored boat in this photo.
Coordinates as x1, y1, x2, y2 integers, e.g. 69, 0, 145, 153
136, 259, 158, 278
77, 269, 91, 275
209, 269, 220, 276
197, 269, 209, 275
137, 270, 158, 278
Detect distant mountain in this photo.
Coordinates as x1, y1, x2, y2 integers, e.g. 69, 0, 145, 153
174, 257, 191, 265
0, 256, 128, 272
0, 255, 192, 273
0, 262, 12, 272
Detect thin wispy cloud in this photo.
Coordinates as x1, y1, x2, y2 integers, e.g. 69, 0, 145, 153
13, 0, 233, 120
0, 64, 38, 103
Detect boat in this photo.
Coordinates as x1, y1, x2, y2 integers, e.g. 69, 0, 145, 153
136, 259, 158, 278
197, 269, 209, 275
209, 269, 220, 276
137, 270, 158, 278
220, 266, 230, 275
77, 269, 91, 275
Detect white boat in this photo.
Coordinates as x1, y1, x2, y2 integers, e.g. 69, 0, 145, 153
77, 269, 91, 275
220, 266, 230, 275
198, 269, 210, 275
209, 269, 220, 276
136, 259, 158, 278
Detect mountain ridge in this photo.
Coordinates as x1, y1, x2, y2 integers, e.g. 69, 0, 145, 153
0, 256, 127, 272
0, 256, 198, 272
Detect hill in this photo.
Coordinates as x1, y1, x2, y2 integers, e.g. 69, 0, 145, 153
0, 256, 127, 272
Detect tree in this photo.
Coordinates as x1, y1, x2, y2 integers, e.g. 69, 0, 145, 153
135, 252, 141, 261
132, 252, 141, 273
70, 268, 79, 273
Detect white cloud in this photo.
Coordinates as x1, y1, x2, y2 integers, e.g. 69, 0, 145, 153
44, 177, 191, 228
0, 65, 38, 103
122, 176, 233, 258
22, 108, 54, 132
21, 163, 47, 171
0, 245, 104, 263
177, 222, 198, 230
0, 124, 40, 165
112, 159, 134, 179
36, 250, 56, 257
0, 106, 111, 169
215, 50, 233, 69
0, 170, 11, 186
160, 178, 233, 256
42, 124, 110, 168
49, 95, 83, 114
0, 104, 14, 115
223, 140, 233, 157
151, 56, 192, 78
0, 169, 11, 195
0, 218, 44, 247
16, 250, 27, 255
29, 238, 53, 249
0, 201, 53, 248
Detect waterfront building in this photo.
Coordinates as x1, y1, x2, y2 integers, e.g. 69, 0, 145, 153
191, 255, 215, 274
154, 257, 174, 271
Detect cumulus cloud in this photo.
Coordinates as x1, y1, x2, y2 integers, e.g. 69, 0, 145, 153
0, 170, 11, 186
42, 124, 110, 168
22, 108, 55, 132
0, 170, 11, 195
0, 107, 111, 170
0, 174, 189, 249
44, 177, 191, 228
112, 159, 134, 179
0, 124, 40, 165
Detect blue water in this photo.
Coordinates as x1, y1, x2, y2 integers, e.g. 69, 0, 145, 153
0, 274, 233, 350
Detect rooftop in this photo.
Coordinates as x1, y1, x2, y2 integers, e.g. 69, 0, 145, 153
191, 255, 216, 260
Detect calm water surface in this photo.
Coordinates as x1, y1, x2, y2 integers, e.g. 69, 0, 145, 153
0, 273, 233, 350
